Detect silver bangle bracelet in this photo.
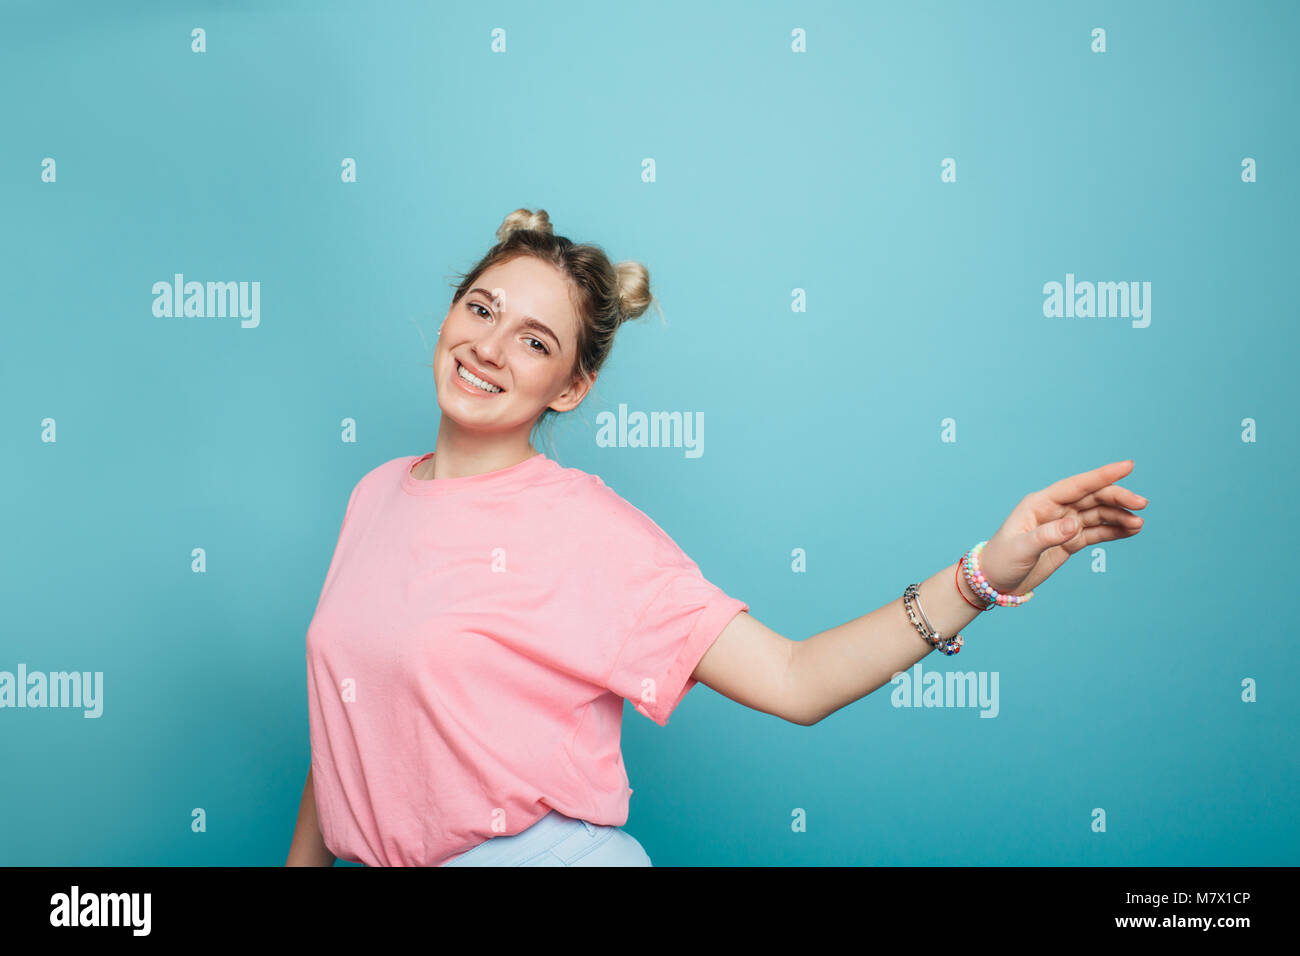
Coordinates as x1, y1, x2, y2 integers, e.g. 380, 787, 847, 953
903, 583, 964, 656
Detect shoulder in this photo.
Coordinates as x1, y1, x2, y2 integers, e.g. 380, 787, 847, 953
344, 454, 415, 504
548, 462, 685, 559
370, 454, 414, 486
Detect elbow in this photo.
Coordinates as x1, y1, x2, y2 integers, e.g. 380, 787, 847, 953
787, 687, 821, 727
794, 708, 821, 728
784, 640, 820, 726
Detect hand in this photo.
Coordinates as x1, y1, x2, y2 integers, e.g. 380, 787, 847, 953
975, 460, 1148, 599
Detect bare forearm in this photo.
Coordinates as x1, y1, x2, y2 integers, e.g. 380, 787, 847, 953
791, 561, 986, 726
286, 766, 337, 867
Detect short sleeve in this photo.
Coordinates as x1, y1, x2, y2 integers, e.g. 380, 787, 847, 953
338, 478, 361, 536
315, 476, 364, 602
602, 542, 749, 728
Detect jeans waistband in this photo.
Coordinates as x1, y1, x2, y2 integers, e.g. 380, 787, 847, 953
449, 809, 596, 863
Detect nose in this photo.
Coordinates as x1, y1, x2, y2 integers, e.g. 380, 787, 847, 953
470, 323, 510, 369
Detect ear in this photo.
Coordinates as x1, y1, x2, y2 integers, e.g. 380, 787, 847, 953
548, 371, 596, 414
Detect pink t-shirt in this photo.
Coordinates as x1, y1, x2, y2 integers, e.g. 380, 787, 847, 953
305, 450, 749, 867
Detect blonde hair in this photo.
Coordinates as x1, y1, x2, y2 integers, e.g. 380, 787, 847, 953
444, 208, 665, 454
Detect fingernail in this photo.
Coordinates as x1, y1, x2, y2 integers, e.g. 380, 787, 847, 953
1061, 518, 1077, 533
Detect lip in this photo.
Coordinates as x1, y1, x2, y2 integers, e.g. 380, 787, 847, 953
453, 357, 506, 395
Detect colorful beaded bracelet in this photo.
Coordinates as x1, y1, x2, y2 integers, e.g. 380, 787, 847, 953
955, 560, 989, 610
962, 540, 1033, 608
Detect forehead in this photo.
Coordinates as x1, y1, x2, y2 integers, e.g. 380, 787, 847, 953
476, 258, 579, 336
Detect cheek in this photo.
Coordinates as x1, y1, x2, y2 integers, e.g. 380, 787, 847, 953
511, 367, 554, 399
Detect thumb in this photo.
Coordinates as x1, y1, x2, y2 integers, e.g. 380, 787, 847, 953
1048, 516, 1077, 543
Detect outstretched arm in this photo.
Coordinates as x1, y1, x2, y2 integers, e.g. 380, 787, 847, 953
691, 563, 985, 727
787, 561, 986, 726
693, 460, 1148, 727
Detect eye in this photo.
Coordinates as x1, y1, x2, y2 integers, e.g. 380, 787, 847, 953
468, 301, 550, 355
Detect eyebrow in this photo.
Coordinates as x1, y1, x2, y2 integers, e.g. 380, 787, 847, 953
468, 287, 562, 353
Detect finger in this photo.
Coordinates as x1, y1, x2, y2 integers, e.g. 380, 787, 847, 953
1075, 504, 1145, 530
1079, 522, 1143, 547
1036, 513, 1087, 551
1069, 483, 1148, 512
1034, 503, 1143, 553
1040, 460, 1135, 506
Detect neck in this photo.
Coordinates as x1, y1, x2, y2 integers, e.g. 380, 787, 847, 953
426, 420, 539, 480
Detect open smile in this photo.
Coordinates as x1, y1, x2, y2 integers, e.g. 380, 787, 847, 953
454, 358, 506, 395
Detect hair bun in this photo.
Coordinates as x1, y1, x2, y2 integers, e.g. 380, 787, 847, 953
613, 260, 653, 324
496, 208, 553, 243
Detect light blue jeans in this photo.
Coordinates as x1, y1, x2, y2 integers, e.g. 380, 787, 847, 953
443, 809, 653, 866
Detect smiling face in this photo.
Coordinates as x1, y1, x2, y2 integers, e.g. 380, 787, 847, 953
434, 256, 594, 436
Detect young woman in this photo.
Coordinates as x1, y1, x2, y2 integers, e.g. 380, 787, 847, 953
286, 208, 1149, 867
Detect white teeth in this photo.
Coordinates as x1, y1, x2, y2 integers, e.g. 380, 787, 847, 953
457, 361, 502, 392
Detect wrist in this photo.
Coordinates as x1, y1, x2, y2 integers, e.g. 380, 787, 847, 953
955, 557, 990, 610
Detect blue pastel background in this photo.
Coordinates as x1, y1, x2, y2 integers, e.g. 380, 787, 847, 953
2, 0, 1296, 866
